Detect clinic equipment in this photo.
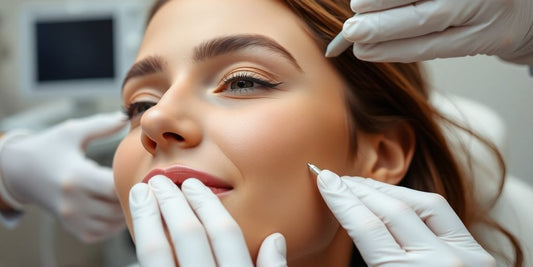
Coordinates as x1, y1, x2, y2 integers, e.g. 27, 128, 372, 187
325, 32, 352, 57
17, 1, 144, 100
4, 1, 145, 131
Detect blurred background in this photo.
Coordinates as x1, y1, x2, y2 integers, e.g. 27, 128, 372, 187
0, 0, 532, 266
0, 0, 147, 266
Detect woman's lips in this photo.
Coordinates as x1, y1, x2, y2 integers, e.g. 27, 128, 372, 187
142, 165, 233, 195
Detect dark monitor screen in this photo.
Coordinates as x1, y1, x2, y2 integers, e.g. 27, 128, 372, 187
35, 18, 115, 82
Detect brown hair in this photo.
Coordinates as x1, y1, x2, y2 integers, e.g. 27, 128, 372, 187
145, 0, 522, 265
281, 1, 522, 266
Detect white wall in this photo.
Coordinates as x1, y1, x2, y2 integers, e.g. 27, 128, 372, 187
423, 57, 533, 185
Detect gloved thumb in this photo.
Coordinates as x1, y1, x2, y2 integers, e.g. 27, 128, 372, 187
256, 233, 288, 267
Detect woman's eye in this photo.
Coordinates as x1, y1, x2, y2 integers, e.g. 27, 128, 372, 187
220, 72, 282, 95
231, 79, 255, 90
124, 101, 156, 120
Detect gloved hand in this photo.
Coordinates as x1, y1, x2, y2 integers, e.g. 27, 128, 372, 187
316, 169, 496, 266
342, 0, 533, 64
0, 112, 127, 243
130, 175, 287, 267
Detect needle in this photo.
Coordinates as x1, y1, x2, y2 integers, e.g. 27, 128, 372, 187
307, 163, 322, 175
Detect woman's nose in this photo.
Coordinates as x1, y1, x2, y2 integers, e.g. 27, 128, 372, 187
139, 97, 202, 155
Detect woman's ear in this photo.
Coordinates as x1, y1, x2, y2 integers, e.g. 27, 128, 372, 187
352, 122, 415, 185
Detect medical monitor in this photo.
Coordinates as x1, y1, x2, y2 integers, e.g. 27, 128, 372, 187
18, 1, 145, 100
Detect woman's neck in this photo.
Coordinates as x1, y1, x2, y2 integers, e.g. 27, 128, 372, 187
288, 226, 354, 267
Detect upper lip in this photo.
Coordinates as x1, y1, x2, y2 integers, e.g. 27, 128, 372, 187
142, 165, 233, 189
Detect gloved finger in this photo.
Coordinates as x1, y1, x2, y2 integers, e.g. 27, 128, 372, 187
148, 176, 216, 267
350, 0, 418, 13
352, 26, 485, 62
129, 183, 176, 267
88, 221, 126, 243
63, 111, 128, 146
256, 233, 288, 267
58, 207, 126, 243
339, 177, 441, 248
316, 170, 405, 263
181, 178, 254, 267
77, 162, 119, 202
70, 229, 107, 244
343, 1, 472, 44
346, 177, 476, 242
80, 197, 125, 221
83, 220, 126, 243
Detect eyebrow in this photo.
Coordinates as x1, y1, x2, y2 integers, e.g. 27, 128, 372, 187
122, 34, 302, 90
193, 34, 302, 71
122, 55, 166, 90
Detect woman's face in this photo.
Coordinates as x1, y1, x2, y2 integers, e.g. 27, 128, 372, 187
114, 0, 359, 262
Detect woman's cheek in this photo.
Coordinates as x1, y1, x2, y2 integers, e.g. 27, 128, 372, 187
113, 129, 147, 231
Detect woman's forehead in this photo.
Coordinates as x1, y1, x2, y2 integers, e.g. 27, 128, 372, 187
138, 0, 324, 71
144, 0, 304, 46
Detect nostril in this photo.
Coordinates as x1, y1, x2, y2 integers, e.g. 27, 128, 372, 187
163, 132, 185, 141
141, 134, 157, 155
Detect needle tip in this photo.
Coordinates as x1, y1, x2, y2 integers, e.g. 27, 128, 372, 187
307, 163, 321, 175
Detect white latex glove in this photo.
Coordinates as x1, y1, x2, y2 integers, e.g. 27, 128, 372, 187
342, 0, 533, 64
316, 169, 496, 266
130, 175, 287, 267
0, 112, 127, 243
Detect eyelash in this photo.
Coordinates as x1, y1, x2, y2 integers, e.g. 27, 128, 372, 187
123, 72, 283, 120
123, 101, 155, 120
220, 72, 282, 94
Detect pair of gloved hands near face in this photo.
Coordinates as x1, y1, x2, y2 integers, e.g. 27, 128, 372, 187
132, 173, 495, 267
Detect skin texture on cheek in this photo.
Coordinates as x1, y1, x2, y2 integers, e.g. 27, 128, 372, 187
203, 88, 353, 259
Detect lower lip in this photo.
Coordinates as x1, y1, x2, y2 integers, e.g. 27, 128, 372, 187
208, 186, 232, 196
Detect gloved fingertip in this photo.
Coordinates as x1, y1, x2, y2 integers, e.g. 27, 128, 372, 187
318, 170, 342, 189
258, 233, 288, 267
349, 0, 360, 13
181, 178, 209, 194
99, 111, 128, 123
148, 175, 175, 191
113, 112, 129, 126
112, 110, 128, 119
129, 183, 151, 207
272, 233, 287, 258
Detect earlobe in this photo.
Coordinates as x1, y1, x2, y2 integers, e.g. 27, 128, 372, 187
354, 122, 415, 185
